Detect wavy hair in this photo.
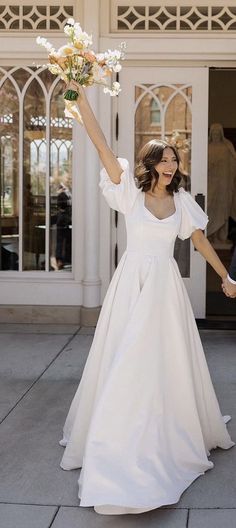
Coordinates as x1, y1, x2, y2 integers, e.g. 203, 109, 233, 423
135, 139, 182, 195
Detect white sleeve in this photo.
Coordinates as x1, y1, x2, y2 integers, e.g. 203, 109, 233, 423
227, 274, 236, 285
99, 157, 140, 214
178, 188, 208, 240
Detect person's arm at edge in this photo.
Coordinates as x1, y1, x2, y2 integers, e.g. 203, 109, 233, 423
223, 246, 236, 297
228, 246, 236, 283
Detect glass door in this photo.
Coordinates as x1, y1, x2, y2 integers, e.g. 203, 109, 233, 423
117, 67, 209, 318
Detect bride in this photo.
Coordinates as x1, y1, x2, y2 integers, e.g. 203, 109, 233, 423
59, 81, 235, 515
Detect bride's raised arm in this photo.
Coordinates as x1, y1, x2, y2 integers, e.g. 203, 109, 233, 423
66, 81, 123, 184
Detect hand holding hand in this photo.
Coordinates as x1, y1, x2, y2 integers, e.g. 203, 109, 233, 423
221, 276, 236, 298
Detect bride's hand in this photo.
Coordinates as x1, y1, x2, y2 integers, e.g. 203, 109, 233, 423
65, 79, 81, 93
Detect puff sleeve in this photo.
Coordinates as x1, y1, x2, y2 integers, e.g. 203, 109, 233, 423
99, 157, 140, 214
178, 188, 208, 240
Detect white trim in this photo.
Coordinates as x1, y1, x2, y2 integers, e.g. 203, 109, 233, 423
0, 280, 83, 305
99, 36, 236, 62
45, 96, 50, 272
227, 274, 236, 285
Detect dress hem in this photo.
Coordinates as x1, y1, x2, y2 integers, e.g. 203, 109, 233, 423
78, 470, 207, 514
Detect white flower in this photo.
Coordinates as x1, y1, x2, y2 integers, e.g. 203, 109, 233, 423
57, 44, 74, 56
103, 81, 121, 96
113, 63, 122, 73
73, 23, 93, 47
36, 36, 54, 52
91, 63, 106, 82
45, 42, 55, 52
96, 52, 105, 62
74, 22, 82, 35
47, 64, 62, 75
75, 30, 93, 48
66, 18, 75, 26
36, 36, 47, 47
60, 72, 68, 82
104, 49, 121, 61
113, 81, 121, 90
77, 55, 85, 65
64, 24, 74, 36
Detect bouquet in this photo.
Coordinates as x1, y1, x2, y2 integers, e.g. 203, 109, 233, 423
36, 18, 126, 123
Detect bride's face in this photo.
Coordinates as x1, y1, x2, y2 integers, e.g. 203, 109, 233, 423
154, 147, 178, 187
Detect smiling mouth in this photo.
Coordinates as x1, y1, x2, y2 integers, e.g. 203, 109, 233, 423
163, 172, 172, 177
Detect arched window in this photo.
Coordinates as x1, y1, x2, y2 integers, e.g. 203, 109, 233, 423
0, 66, 73, 272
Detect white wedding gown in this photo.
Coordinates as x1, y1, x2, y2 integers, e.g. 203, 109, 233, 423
60, 158, 235, 515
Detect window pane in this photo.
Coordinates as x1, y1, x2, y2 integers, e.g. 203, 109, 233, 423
0, 78, 19, 270
50, 81, 72, 272
150, 98, 161, 124
23, 79, 46, 270
0, 67, 74, 273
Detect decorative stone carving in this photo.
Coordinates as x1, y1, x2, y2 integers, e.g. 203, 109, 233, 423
113, 4, 236, 32
0, 4, 74, 31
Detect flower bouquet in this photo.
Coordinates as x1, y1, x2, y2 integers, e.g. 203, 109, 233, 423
36, 18, 126, 123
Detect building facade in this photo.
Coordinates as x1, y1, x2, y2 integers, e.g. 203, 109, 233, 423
0, 0, 236, 322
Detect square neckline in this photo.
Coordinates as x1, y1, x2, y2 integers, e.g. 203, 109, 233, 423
142, 191, 177, 222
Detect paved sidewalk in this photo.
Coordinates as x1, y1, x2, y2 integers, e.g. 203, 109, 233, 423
0, 324, 235, 528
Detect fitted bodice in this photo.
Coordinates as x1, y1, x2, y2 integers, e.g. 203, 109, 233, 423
125, 191, 180, 258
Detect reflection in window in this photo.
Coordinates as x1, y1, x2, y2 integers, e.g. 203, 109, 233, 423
1, 136, 14, 216
50, 82, 72, 272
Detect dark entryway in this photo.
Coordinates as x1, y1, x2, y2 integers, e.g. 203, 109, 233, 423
206, 68, 236, 318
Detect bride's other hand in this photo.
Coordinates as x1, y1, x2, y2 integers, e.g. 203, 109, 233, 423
221, 276, 236, 298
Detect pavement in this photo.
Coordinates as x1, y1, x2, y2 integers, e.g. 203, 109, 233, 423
0, 324, 235, 528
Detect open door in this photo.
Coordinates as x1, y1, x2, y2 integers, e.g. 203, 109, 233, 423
115, 66, 209, 318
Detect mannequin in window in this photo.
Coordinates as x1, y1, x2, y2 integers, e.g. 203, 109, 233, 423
207, 123, 236, 245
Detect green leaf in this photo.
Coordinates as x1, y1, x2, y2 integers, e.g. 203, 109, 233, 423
63, 89, 79, 101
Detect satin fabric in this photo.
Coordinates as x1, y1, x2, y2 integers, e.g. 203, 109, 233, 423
60, 158, 234, 515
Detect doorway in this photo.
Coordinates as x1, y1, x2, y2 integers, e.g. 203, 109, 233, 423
117, 66, 208, 318
206, 68, 236, 317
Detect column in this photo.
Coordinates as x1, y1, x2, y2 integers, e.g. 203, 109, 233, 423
82, 0, 101, 309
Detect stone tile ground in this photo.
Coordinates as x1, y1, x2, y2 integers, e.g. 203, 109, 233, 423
0, 325, 235, 528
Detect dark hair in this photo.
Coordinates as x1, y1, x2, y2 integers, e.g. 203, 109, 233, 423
135, 139, 182, 195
